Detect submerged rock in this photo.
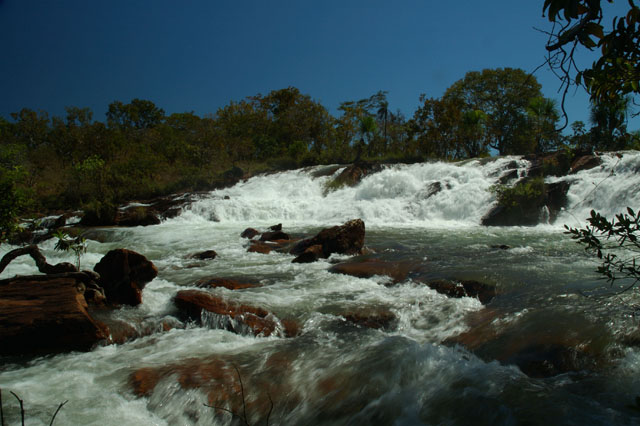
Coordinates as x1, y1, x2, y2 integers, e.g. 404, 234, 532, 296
130, 353, 296, 420
187, 250, 218, 260
342, 310, 397, 330
93, 249, 158, 306
0, 277, 109, 356
424, 279, 496, 305
446, 308, 613, 378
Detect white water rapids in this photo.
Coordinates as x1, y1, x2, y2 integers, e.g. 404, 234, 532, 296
1, 151, 640, 425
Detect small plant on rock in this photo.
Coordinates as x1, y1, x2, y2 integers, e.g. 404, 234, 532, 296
53, 230, 87, 270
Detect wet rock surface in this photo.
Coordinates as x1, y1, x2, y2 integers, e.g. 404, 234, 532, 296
446, 308, 614, 378
93, 249, 158, 306
174, 290, 298, 337
290, 219, 365, 259
0, 277, 109, 355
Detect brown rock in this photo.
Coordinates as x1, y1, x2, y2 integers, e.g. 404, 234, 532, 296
174, 290, 281, 337
93, 249, 158, 306
281, 318, 301, 337
130, 367, 163, 397
425, 279, 496, 304
259, 230, 290, 242
329, 258, 411, 284
446, 308, 612, 378
188, 250, 218, 260
0, 277, 109, 355
195, 277, 260, 290
116, 206, 161, 227
292, 244, 323, 263
290, 219, 365, 258
130, 356, 283, 420
570, 154, 602, 173
247, 241, 273, 254
241, 227, 260, 239
342, 310, 397, 329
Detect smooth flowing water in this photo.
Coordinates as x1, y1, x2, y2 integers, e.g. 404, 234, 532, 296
2, 152, 640, 425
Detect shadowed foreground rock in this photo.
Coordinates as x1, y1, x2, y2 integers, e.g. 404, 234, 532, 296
94, 249, 158, 306
446, 308, 613, 378
0, 277, 109, 355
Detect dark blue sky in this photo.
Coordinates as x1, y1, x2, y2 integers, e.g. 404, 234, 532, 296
1, 0, 636, 129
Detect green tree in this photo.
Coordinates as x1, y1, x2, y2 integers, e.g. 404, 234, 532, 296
460, 109, 489, 158
443, 68, 544, 155
106, 99, 165, 130
358, 115, 378, 159
527, 97, 561, 152
408, 95, 464, 159
588, 95, 631, 150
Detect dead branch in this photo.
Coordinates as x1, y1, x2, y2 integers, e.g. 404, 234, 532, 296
0, 245, 77, 276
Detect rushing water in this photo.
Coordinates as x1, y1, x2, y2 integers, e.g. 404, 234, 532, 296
2, 152, 640, 425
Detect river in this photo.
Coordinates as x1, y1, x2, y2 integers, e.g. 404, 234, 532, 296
1, 152, 640, 425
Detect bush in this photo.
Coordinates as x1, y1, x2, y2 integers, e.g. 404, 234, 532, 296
491, 177, 545, 210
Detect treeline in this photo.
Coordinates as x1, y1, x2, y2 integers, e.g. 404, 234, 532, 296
0, 67, 638, 235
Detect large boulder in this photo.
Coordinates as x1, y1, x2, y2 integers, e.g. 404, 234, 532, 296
482, 178, 571, 226
570, 154, 602, 173
0, 277, 109, 356
290, 219, 365, 259
325, 162, 384, 191
93, 249, 158, 306
115, 206, 161, 227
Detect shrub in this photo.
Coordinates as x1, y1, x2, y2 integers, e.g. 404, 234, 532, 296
490, 177, 545, 210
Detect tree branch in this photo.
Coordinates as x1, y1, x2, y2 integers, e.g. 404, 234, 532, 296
0, 245, 77, 276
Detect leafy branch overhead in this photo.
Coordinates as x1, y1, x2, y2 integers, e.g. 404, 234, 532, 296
543, 0, 640, 111
565, 207, 640, 290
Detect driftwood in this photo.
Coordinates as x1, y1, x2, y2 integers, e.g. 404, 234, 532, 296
0, 271, 100, 287
0, 245, 77, 276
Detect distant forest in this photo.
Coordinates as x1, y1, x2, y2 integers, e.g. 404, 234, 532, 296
0, 67, 638, 228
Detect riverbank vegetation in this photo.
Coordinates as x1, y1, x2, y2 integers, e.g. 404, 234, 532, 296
1, 68, 638, 239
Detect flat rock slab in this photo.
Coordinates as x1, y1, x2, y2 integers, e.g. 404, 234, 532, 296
329, 259, 412, 284
195, 277, 260, 290
0, 277, 109, 356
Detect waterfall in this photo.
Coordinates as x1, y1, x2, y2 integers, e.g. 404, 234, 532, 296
180, 151, 640, 228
